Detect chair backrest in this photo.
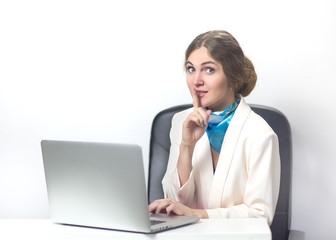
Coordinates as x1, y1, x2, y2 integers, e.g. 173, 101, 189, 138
148, 104, 292, 240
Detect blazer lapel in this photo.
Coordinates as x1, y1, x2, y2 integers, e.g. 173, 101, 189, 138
194, 132, 214, 186
207, 97, 251, 208
192, 131, 214, 208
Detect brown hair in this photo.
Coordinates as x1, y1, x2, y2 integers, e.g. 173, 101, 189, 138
185, 30, 257, 97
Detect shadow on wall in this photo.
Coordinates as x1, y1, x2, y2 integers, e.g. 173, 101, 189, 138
289, 230, 305, 240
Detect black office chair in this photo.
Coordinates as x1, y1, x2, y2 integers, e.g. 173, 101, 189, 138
148, 104, 292, 240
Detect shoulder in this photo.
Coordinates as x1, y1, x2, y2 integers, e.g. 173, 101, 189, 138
242, 107, 279, 157
171, 107, 193, 125
234, 100, 280, 164
235, 97, 277, 140
169, 107, 193, 140
247, 110, 274, 134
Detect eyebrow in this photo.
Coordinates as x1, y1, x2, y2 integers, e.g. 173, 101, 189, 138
185, 61, 217, 66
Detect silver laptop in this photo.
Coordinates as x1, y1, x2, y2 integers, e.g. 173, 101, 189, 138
41, 140, 199, 233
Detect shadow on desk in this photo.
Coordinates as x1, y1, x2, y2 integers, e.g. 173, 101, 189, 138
289, 230, 305, 240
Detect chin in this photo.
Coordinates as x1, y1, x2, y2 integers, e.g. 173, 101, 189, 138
199, 100, 208, 108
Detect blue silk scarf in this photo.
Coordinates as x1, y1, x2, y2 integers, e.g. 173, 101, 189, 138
206, 100, 240, 153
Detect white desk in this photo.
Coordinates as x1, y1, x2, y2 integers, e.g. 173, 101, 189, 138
0, 218, 271, 240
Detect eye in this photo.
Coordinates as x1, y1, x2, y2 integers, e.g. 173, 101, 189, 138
186, 66, 196, 73
205, 67, 215, 73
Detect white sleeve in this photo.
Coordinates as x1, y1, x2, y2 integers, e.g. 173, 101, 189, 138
161, 111, 196, 207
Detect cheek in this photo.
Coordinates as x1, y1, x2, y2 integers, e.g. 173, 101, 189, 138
209, 78, 228, 91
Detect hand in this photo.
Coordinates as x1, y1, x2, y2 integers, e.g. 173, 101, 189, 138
182, 89, 212, 147
148, 198, 192, 215
148, 199, 208, 218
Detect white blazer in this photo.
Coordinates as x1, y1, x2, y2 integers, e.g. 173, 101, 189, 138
162, 97, 281, 225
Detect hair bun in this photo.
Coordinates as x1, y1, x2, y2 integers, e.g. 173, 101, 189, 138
240, 56, 257, 97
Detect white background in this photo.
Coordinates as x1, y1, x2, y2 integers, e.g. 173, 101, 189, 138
0, 0, 335, 239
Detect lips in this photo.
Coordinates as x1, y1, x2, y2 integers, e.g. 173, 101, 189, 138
196, 91, 208, 97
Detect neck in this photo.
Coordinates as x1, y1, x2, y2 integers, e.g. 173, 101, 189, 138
209, 93, 237, 112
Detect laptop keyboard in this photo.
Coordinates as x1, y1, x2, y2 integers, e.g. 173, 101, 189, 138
150, 220, 166, 226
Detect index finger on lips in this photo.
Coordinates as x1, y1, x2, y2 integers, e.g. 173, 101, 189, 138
191, 88, 200, 109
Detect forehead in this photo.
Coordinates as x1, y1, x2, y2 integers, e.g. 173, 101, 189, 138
187, 47, 219, 65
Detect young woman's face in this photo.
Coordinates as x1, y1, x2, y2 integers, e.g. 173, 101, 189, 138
186, 47, 235, 111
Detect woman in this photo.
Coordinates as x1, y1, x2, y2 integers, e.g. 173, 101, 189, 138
148, 30, 280, 225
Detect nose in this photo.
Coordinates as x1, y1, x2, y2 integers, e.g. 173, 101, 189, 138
193, 72, 204, 86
